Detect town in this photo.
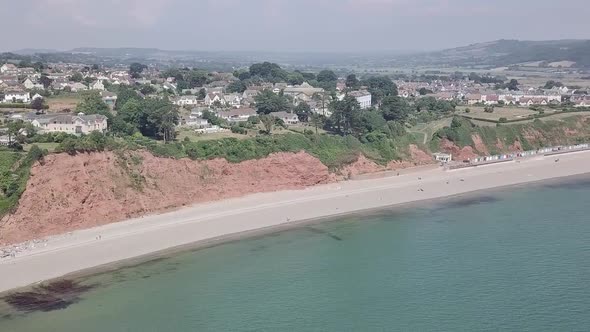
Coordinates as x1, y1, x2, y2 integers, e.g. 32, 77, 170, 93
1, 57, 589, 150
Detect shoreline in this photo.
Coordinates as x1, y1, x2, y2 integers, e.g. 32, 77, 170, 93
1, 150, 590, 293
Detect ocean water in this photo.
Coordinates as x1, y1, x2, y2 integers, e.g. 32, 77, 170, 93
2, 176, 590, 331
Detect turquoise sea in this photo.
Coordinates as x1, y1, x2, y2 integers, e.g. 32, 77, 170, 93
1, 176, 590, 331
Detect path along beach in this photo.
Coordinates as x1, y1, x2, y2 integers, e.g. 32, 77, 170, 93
1, 150, 589, 293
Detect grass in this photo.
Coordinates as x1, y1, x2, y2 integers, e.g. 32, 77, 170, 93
408, 118, 452, 144
0, 149, 35, 217
46, 94, 82, 112
23, 143, 60, 153
176, 129, 249, 142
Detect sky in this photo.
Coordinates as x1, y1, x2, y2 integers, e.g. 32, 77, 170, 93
2, 0, 589, 52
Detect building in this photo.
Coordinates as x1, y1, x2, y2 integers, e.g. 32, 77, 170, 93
31, 113, 108, 135
204, 93, 226, 106
283, 82, 324, 97
101, 91, 118, 109
90, 80, 105, 91
23, 78, 44, 90
217, 108, 257, 122
433, 153, 452, 163
273, 111, 299, 124
0, 64, 18, 74
348, 90, 372, 109
3, 90, 30, 103
172, 95, 199, 106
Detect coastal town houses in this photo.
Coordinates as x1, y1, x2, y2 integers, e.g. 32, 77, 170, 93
31, 113, 108, 135
3, 90, 30, 103
225, 93, 242, 108
283, 82, 324, 98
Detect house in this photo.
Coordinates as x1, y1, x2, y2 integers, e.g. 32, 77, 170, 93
101, 91, 118, 109
172, 95, 199, 106
32, 93, 43, 100
283, 82, 324, 97
242, 89, 260, 99
31, 113, 108, 135
90, 80, 105, 91
433, 153, 452, 163
3, 90, 30, 103
204, 93, 226, 106
0, 64, 18, 74
183, 117, 210, 128
348, 90, 372, 109
465, 93, 481, 105
23, 78, 44, 90
574, 99, 590, 107
217, 108, 257, 122
273, 111, 299, 124
69, 82, 88, 92
482, 94, 499, 105
224, 93, 242, 108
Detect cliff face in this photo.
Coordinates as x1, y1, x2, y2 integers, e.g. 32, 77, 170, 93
0, 151, 332, 245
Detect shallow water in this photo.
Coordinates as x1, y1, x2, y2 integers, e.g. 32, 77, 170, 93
2, 177, 590, 331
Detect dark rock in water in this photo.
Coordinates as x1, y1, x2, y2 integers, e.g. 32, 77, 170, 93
3, 280, 97, 313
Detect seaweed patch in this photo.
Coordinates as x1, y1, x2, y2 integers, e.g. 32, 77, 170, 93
305, 227, 343, 241
3, 280, 97, 313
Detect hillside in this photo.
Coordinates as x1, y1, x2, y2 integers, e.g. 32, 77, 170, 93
396, 39, 590, 68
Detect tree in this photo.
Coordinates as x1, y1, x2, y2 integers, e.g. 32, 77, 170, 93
114, 85, 141, 110
254, 89, 292, 114
7, 120, 25, 145
70, 72, 83, 82
259, 114, 275, 134
187, 70, 208, 88
345, 74, 360, 89
329, 96, 362, 136
507, 79, 519, 91
76, 91, 110, 117
226, 80, 247, 93
363, 76, 398, 105
39, 74, 52, 89
249, 62, 288, 82
140, 84, 156, 95
287, 72, 304, 85
129, 62, 147, 79
30, 97, 45, 112
309, 113, 326, 134
294, 102, 311, 122
316, 70, 338, 89
380, 96, 411, 122
418, 87, 433, 95
198, 88, 207, 99
544, 80, 563, 89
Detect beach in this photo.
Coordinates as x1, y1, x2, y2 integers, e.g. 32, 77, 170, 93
1, 150, 589, 293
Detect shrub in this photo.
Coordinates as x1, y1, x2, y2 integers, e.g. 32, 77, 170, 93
499, 117, 508, 123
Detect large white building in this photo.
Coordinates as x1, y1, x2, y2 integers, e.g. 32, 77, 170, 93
3, 90, 30, 103
348, 90, 372, 109
31, 113, 108, 135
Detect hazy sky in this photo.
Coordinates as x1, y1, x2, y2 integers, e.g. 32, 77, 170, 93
3, 0, 589, 52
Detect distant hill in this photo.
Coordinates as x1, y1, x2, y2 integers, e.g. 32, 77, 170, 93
399, 39, 590, 68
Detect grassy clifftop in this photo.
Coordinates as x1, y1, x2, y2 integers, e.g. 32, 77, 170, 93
430, 115, 590, 155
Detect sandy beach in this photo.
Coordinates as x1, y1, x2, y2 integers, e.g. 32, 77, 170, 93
1, 150, 589, 293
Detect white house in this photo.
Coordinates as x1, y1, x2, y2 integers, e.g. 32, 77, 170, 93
204, 93, 226, 106
90, 80, 105, 91
31, 113, 108, 135
348, 90, 372, 109
3, 90, 30, 103
172, 95, 199, 106
225, 93, 242, 108
217, 108, 257, 122
69, 82, 88, 92
23, 78, 44, 90
273, 111, 299, 124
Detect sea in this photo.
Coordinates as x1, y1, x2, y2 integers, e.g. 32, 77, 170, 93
1, 175, 590, 331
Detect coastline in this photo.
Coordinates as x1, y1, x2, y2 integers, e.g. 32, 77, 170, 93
1, 150, 590, 293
